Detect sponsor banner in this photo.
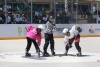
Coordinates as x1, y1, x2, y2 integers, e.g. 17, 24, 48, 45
0, 24, 100, 38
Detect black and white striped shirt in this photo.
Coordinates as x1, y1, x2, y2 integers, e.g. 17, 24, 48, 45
44, 21, 54, 34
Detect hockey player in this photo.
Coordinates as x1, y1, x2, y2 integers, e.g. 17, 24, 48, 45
25, 25, 44, 57
63, 25, 82, 56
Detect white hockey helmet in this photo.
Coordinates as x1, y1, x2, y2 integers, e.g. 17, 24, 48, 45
63, 28, 69, 33
37, 25, 44, 30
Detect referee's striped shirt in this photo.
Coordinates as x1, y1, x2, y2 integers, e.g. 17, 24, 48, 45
44, 21, 54, 34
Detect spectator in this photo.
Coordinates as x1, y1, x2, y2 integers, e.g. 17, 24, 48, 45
35, 11, 39, 16
42, 14, 48, 23
23, 0, 28, 6
7, 4, 12, 11
56, 9, 60, 23
61, 10, 66, 23
79, 6, 83, 14
50, 10, 54, 17
22, 14, 25, 20
19, 15, 23, 24
15, 15, 20, 24
16, 5, 20, 11
97, 15, 100, 23
24, 20, 28, 24
38, 10, 42, 17
0, 16, 2, 24
40, 5, 46, 11
86, 10, 92, 18
7, 15, 11, 24
81, 6, 87, 18
92, 4, 97, 14
0, 7, 2, 11
0, 11, 5, 24
67, 10, 74, 18
10, 14, 14, 24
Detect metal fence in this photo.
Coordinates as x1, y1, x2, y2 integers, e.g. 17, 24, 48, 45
0, 0, 100, 24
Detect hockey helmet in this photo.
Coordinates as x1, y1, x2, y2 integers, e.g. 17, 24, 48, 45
37, 25, 44, 30
63, 28, 69, 34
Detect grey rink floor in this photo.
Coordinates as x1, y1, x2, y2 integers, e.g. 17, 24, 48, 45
0, 37, 100, 67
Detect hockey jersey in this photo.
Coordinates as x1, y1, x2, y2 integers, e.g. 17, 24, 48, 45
64, 30, 74, 44
63, 25, 79, 44
70, 25, 79, 37
26, 26, 42, 46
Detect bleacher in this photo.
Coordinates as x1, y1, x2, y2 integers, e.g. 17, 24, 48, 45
0, 0, 99, 24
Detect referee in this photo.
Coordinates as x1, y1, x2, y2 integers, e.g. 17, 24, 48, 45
43, 16, 56, 56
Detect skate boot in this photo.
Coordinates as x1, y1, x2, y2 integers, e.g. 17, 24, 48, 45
25, 52, 31, 57
64, 51, 68, 56
36, 50, 41, 58
51, 50, 56, 56
43, 51, 50, 57
76, 52, 82, 57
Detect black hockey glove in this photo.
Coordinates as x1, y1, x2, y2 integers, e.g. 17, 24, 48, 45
77, 27, 82, 33
67, 44, 72, 48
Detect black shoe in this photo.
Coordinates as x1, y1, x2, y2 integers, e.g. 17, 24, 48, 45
25, 52, 31, 57
51, 50, 56, 56
64, 51, 68, 56
43, 51, 50, 56
76, 52, 82, 57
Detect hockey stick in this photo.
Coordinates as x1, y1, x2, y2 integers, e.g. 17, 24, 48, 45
40, 50, 43, 54
25, 27, 28, 32
37, 44, 43, 54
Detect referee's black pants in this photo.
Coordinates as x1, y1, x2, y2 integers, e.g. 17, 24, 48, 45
43, 33, 54, 52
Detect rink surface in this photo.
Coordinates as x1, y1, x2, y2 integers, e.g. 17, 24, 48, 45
0, 37, 100, 67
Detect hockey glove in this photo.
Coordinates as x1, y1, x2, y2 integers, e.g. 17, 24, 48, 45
77, 27, 82, 33
67, 44, 72, 48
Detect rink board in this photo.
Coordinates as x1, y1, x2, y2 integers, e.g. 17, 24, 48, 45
0, 24, 100, 40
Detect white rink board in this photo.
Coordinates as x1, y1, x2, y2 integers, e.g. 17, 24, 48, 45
0, 24, 100, 38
